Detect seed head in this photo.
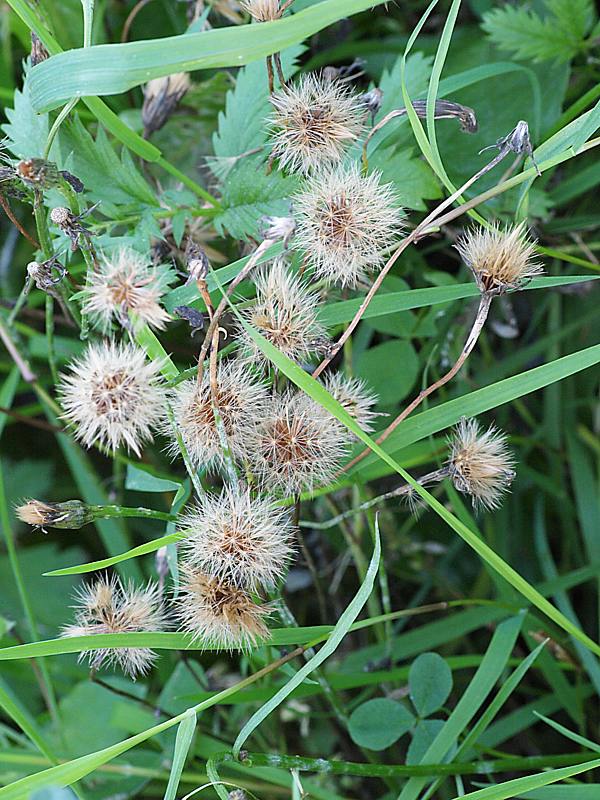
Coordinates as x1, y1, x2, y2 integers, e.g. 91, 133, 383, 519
81, 247, 173, 333
293, 163, 404, 287
249, 391, 350, 496
261, 215, 296, 248
166, 360, 269, 471
447, 418, 516, 511
240, 258, 329, 367
269, 73, 365, 174
177, 566, 270, 650
61, 576, 165, 679
323, 373, 380, 433
455, 222, 543, 294
16, 499, 92, 530
241, 0, 292, 23
58, 341, 166, 455
179, 486, 294, 590
142, 72, 191, 137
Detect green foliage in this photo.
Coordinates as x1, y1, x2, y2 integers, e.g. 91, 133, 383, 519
348, 698, 414, 750
409, 652, 453, 717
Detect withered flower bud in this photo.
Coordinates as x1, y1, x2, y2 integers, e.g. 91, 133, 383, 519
185, 241, 210, 283
16, 158, 61, 189
30, 32, 49, 66
174, 305, 205, 336
261, 214, 295, 248
16, 499, 93, 531
361, 88, 383, 124
27, 258, 67, 296
142, 73, 191, 137
50, 206, 93, 251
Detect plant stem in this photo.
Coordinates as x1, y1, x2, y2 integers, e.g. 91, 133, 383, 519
88, 505, 174, 522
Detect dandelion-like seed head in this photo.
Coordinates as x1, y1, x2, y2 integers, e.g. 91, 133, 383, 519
455, 222, 543, 294
323, 373, 381, 433
61, 575, 165, 679
447, 417, 516, 511
82, 247, 173, 333
58, 341, 166, 455
241, 0, 289, 22
166, 360, 269, 471
177, 566, 270, 651
293, 163, 404, 287
179, 486, 294, 590
269, 73, 365, 174
250, 391, 350, 496
240, 258, 329, 366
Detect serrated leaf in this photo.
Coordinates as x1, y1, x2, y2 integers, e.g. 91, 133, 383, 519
370, 145, 441, 210
1, 60, 48, 159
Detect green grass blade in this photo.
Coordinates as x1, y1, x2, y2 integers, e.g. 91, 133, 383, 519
232, 522, 381, 755
164, 710, 196, 800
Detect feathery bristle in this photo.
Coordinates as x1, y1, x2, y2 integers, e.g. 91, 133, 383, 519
293, 163, 404, 287
269, 73, 365, 174
240, 0, 287, 21
447, 417, 516, 511
179, 486, 295, 590
455, 222, 543, 294
177, 566, 271, 650
166, 360, 269, 471
61, 575, 165, 679
324, 373, 381, 433
58, 341, 166, 455
249, 391, 350, 496
82, 247, 173, 333
240, 258, 329, 366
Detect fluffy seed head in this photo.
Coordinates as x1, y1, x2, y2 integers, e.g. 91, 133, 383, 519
447, 418, 516, 511
323, 373, 381, 433
61, 576, 165, 679
179, 486, 294, 590
269, 73, 365, 174
166, 360, 269, 471
16, 499, 92, 530
250, 391, 350, 496
177, 566, 270, 650
293, 163, 404, 287
82, 247, 173, 333
240, 258, 330, 366
241, 0, 289, 21
455, 222, 543, 294
58, 341, 166, 455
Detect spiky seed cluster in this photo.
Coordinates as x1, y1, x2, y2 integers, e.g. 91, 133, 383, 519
167, 360, 269, 470
179, 486, 294, 590
240, 258, 329, 366
455, 222, 543, 294
82, 247, 173, 333
269, 73, 365, 175
293, 163, 404, 287
241, 0, 289, 22
324, 373, 380, 433
59, 341, 166, 455
250, 391, 350, 495
447, 418, 516, 510
177, 566, 271, 650
61, 576, 165, 679
16, 499, 92, 530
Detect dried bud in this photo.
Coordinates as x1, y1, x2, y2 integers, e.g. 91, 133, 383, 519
50, 206, 70, 226
16, 499, 93, 531
174, 305, 205, 336
16, 158, 60, 189
361, 88, 383, 123
480, 120, 540, 175
185, 242, 210, 283
142, 73, 191, 137
27, 258, 67, 295
261, 214, 295, 248
30, 32, 49, 66
155, 546, 169, 583
410, 100, 477, 134
240, 0, 293, 22
322, 59, 365, 83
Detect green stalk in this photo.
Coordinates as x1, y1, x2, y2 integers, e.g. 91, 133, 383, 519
88, 505, 174, 522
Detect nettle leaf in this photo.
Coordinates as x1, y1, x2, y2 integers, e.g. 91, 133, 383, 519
348, 698, 414, 750
370, 146, 442, 211
210, 44, 304, 178
482, 0, 596, 62
213, 159, 300, 240
409, 652, 453, 717
1, 61, 48, 159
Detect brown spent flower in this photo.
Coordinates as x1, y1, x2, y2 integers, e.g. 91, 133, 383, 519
142, 73, 191, 137
455, 222, 543, 294
16, 499, 92, 531
240, 0, 293, 22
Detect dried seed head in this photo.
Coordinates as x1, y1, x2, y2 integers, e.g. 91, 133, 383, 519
185, 242, 210, 283
261, 215, 296, 248
49, 206, 70, 226
269, 73, 365, 174
16, 158, 60, 188
58, 341, 166, 455
249, 391, 350, 496
293, 163, 404, 287
179, 486, 294, 590
16, 499, 92, 530
30, 32, 49, 66
455, 222, 543, 294
166, 360, 270, 471
142, 72, 191, 137
239, 258, 330, 367
61, 576, 165, 679
447, 418, 516, 511
82, 247, 173, 333
177, 566, 270, 650
323, 373, 381, 433
240, 0, 291, 22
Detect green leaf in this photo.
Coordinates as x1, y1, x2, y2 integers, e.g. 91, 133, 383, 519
409, 652, 453, 717
1, 61, 48, 158
232, 524, 381, 755
369, 147, 442, 211
355, 340, 419, 406
27, 0, 391, 112
406, 719, 445, 765
125, 464, 182, 493
348, 698, 414, 750
164, 711, 196, 800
